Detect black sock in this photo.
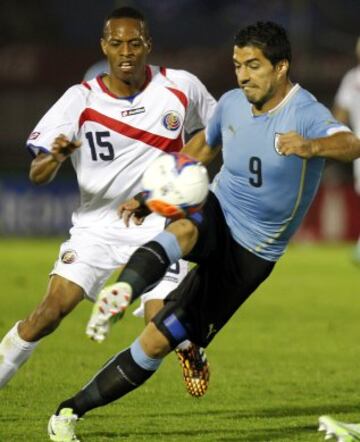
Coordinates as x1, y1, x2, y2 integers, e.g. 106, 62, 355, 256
56, 348, 156, 417
117, 241, 170, 301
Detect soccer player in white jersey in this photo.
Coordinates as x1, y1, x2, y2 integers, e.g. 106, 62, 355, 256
333, 36, 360, 263
47, 22, 360, 441
317, 40, 360, 442
0, 7, 216, 397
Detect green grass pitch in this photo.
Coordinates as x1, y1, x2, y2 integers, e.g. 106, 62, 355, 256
0, 238, 360, 441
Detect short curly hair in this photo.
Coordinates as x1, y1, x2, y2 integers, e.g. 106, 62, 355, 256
234, 21, 291, 66
103, 7, 149, 38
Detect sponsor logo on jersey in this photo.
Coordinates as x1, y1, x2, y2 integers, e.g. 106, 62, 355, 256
61, 249, 77, 264
28, 131, 40, 140
274, 132, 284, 155
162, 111, 182, 131
121, 107, 145, 117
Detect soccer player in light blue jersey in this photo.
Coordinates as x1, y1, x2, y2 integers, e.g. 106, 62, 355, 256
48, 21, 360, 441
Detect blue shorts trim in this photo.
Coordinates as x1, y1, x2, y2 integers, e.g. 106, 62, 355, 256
163, 313, 188, 342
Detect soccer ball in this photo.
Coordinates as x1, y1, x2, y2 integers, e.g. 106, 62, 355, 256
142, 152, 209, 218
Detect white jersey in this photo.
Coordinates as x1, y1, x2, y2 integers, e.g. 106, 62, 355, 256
334, 65, 360, 193
27, 65, 216, 243
334, 65, 360, 136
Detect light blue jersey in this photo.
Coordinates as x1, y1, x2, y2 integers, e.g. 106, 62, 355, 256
206, 84, 348, 261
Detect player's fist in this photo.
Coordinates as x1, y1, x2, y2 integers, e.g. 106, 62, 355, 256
276, 131, 315, 159
51, 134, 81, 163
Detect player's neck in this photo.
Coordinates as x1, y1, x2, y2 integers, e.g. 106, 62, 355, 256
103, 72, 147, 98
252, 80, 294, 115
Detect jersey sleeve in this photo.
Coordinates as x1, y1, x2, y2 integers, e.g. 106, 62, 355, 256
166, 69, 217, 135
205, 97, 224, 148
26, 85, 88, 157
299, 101, 351, 139
184, 75, 217, 134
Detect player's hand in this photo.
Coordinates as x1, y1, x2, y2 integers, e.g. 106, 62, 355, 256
276, 132, 315, 159
51, 134, 81, 163
118, 198, 148, 227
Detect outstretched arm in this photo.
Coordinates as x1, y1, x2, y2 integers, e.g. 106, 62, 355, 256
29, 134, 81, 184
29, 152, 62, 184
277, 131, 360, 162
181, 130, 221, 165
119, 130, 221, 226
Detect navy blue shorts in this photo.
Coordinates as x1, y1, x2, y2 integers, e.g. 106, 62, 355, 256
152, 192, 275, 348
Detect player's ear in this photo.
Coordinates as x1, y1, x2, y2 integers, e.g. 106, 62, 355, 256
277, 59, 289, 77
144, 37, 152, 54
100, 38, 108, 57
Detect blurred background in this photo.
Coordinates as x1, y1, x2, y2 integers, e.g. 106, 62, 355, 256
0, 0, 359, 240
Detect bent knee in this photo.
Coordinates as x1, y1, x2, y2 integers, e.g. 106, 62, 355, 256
47, 276, 84, 314
139, 322, 171, 359
33, 281, 82, 325
169, 218, 197, 236
166, 219, 198, 255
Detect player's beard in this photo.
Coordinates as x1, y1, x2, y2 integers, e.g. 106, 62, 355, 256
248, 85, 276, 111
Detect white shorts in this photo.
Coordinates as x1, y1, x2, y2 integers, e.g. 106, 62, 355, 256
51, 233, 189, 305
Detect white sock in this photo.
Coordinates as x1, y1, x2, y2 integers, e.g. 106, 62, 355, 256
176, 340, 192, 351
0, 322, 39, 388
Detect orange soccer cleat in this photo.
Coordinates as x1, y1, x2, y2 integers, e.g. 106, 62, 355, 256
175, 344, 210, 398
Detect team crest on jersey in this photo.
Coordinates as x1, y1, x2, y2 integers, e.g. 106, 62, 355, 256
162, 111, 182, 131
121, 107, 145, 117
61, 250, 77, 264
28, 131, 40, 140
274, 132, 284, 155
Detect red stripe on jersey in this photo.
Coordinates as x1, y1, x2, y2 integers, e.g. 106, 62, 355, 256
142, 65, 152, 90
81, 81, 92, 90
96, 76, 119, 98
166, 87, 188, 109
79, 108, 183, 152
160, 66, 167, 77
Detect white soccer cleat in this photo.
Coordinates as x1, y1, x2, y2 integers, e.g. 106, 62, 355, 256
86, 282, 132, 342
318, 415, 360, 441
85, 315, 110, 343
48, 408, 79, 441
0, 358, 17, 389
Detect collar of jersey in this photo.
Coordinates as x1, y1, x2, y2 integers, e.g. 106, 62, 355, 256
96, 65, 152, 102
251, 83, 300, 118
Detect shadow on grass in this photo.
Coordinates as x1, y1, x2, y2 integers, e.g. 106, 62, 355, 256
80, 404, 360, 441
219, 424, 315, 441
81, 431, 120, 439
81, 428, 264, 440
128, 402, 360, 420
81, 425, 314, 441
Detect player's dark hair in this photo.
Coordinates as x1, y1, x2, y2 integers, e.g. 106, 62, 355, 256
103, 6, 150, 38
234, 21, 292, 66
